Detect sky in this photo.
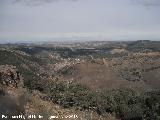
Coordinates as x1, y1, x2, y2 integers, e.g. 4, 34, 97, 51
0, 0, 160, 43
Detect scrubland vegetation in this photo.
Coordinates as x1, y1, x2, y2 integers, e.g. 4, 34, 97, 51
0, 40, 160, 120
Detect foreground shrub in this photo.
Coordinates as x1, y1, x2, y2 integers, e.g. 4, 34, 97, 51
42, 80, 160, 120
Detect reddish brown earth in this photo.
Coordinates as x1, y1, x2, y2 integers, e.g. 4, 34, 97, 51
62, 62, 145, 90
61, 52, 160, 90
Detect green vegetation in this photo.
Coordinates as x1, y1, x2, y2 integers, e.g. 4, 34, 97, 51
17, 46, 120, 59
57, 66, 75, 75
0, 50, 43, 89
1, 41, 160, 120
44, 81, 97, 109
126, 40, 160, 52
38, 80, 160, 120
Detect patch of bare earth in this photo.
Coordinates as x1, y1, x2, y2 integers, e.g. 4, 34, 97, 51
61, 52, 160, 90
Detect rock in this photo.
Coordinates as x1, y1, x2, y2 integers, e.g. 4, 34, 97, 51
0, 65, 23, 88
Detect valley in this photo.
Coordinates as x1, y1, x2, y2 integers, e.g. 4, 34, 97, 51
0, 40, 160, 120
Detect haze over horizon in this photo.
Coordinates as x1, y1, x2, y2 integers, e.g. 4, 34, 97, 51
0, 0, 160, 43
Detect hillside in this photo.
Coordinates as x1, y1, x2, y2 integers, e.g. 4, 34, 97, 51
0, 41, 160, 120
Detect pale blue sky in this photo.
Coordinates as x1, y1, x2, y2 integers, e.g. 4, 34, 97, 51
0, 0, 160, 42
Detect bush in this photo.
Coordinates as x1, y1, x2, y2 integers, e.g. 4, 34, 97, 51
40, 80, 160, 120
44, 81, 97, 110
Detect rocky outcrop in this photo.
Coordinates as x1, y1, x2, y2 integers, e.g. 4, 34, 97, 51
0, 65, 26, 119
0, 65, 23, 87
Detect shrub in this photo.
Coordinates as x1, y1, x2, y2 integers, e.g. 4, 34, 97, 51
37, 80, 160, 120
44, 81, 97, 110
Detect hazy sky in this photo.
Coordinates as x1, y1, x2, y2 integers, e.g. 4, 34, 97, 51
0, 0, 160, 42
